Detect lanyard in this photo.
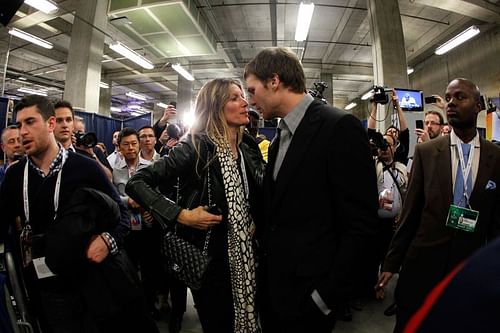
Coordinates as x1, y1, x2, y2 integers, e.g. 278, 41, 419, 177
23, 154, 66, 223
456, 142, 474, 203
238, 148, 249, 202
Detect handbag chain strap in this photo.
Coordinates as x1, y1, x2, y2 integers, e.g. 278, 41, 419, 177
202, 164, 212, 255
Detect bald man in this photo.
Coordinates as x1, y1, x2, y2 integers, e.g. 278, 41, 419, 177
377, 78, 500, 332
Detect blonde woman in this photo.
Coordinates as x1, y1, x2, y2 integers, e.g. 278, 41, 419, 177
126, 78, 264, 333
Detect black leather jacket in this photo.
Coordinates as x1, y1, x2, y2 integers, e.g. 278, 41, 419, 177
126, 132, 264, 257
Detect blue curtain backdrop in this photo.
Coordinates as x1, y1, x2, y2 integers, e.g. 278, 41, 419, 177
0, 97, 9, 158
123, 114, 152, 132
75, 111, 151, 154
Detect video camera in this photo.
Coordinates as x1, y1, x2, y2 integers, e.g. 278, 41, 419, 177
75, 131, 98, 148
368, 131, 389, 156
308, 81, 328, 104
371, 85, 392, 105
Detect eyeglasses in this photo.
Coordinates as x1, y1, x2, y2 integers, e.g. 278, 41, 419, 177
425, 121, 441, 126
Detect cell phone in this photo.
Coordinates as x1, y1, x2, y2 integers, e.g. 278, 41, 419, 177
424, 96, 437, 104
206, 205, 222, 215
415, 120, 424, 130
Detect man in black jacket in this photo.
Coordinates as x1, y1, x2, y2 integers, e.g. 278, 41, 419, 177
0, 95, 157, 333
244, 47, 379, 332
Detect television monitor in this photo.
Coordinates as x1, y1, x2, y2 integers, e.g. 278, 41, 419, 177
395, 88, 424, 111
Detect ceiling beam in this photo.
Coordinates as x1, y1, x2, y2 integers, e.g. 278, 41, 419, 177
414, 0, 500, 23
406, 15, 474, 64
10, 0, 79, 29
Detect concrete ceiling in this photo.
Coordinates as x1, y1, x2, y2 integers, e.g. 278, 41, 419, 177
1, 0, 499, 113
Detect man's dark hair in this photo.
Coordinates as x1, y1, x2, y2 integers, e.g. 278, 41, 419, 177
244, 47, 306, 93
385, 125, 400, 135
425, 110, 444, 125
54, 100, 75, 118
14, 95, 54, 120
138, 125, 154, 134
118, 127, 139, 145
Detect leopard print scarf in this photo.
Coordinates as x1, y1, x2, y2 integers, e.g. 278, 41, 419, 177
216, 142, 260, 332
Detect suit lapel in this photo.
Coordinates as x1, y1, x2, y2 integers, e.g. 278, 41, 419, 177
470, 138, 494, 205
435, 136, 453, 205
271, 104, 322, 205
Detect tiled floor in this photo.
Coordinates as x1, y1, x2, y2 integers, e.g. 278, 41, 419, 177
156, 277, 397, 333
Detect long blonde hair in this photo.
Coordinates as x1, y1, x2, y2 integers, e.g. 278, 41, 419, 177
191, 78, 245, 170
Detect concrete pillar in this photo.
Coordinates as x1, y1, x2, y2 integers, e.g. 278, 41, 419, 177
367, 0, 408, 130
177, 75, 193, 124
64, 0, 108, 113
98, 76, 111, 116
319, 73, 333, 105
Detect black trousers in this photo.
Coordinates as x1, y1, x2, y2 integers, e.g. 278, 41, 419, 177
37, 287, 159, 333
191, 256, 234, 333
260, 295, 336, 333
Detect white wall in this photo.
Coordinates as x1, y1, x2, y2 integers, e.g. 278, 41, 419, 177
409, 25, 500, 128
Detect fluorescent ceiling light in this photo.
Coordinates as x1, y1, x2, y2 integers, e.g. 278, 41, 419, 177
8, 28, 53, 49
110, 106, 121, 112
345, 102, 357, 110
157, 102, 169, 108
126, 91, 147, 101
18, 76, 27, 80
18, 87, 47, 96
109, 41, 154, 70
407, 67, 414, 75
24, 0, 58, 14
172, 63, 194, 81
435, 26, 480, 55
99, 82, 109, 89
295, 2, 315, 42
361, 90, 374, 100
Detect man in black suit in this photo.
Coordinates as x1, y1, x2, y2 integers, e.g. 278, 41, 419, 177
244, 47, 379, 332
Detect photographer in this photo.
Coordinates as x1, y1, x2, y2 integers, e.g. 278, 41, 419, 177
371, 133, 408, 300
153, 103, 177, 151
73, 116, 113, 180
368, 89, 409, 165
158, 123, 182, 156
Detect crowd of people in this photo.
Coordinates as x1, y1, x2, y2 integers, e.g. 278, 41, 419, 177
0, 47, 499, 333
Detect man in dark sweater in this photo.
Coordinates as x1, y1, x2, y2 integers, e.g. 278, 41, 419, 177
0, 95, 157, 332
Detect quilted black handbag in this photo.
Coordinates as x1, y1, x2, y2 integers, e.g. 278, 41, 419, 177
160, 164, 213, 290
162, 228, 211, 290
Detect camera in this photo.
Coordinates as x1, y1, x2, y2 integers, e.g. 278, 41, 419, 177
424, 96, 437, 104
166, 123, 181, 140
372, 85, 391, 105
368, 131, 389, 156
308, 81, 328, 104
75, 131, 98, 148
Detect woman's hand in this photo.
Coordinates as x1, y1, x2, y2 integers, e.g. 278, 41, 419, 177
177, 206, 223, 230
